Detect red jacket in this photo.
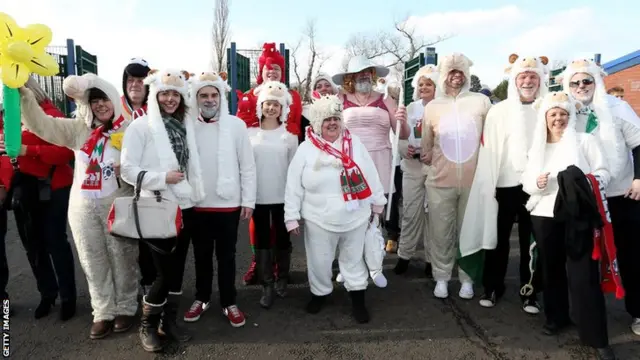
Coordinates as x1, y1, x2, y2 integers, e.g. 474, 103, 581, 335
0, 100, 74, 190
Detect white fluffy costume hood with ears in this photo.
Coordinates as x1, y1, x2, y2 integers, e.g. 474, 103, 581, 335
503, 54, 550, 172
308, 93, 344, 135
255, 81, 292, 121
189, 71, 232, 116
560, 58, 626, 180
188, 71, 237, 200
63, 73, 123, 129
143, 68, 205, 203
312, 73, 339, 95
436, 53, 473, 98
411, 64, 439, 101
523, 91, 581, 210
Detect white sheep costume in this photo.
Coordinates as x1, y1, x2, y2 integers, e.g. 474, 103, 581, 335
19, 73, 139, 323
307, 95, 388, 288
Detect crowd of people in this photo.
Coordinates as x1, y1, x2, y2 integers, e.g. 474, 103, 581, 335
0, 43, 639, 360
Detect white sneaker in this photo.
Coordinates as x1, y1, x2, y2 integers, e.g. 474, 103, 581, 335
522, 299, 541, 315
434, 281, 448, 299
372, 272, 387, 288
336, 273, 344, 283
632, 318, 640, 336
458, 282, 474, 300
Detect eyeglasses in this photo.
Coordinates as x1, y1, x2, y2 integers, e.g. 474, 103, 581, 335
569, 79, 594, 88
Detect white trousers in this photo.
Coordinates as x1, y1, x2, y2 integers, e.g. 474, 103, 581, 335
304, 220, 369, 296
397, 169, 430, 262
68, 187, 139, 322
425, 186, 472, 283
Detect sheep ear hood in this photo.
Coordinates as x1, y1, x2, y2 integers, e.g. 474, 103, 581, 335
62, 73, 122, 128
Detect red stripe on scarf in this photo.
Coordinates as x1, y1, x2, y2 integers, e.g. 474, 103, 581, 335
586, 174, 625, 299
306, 126, 372, 205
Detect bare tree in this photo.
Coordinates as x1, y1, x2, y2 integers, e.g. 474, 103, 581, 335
343, 15, 453, 75
211, 0, 231, 72
288, 19, 329, 102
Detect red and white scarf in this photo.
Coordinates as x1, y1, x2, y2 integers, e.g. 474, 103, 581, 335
80, 115, 125, 193
306, 126, 372, 210
586, 174, 625, 299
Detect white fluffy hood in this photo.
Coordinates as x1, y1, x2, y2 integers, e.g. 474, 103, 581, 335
505, 54, 549, 101
436, 53, 473, 98
411, 64, 439, 101
62, 73, 122, 128
189, 71, 231, 117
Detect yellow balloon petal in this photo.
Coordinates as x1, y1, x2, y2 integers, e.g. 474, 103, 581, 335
23, 24, 52, 52
30, 52, 59, 76
1, 59, 30, 88
0, 13, 18, 41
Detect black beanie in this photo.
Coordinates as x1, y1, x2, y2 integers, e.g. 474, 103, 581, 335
122, 58, 151, 107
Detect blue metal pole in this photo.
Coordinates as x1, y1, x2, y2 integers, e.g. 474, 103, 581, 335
230, 42, 238, 114
66, 39, 77, 113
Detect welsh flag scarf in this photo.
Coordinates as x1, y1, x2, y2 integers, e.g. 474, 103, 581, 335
586, 173, 625, 299
80, 115, 125, 193
306, 126, 372, 210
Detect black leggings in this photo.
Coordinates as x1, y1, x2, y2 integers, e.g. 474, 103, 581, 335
145, 208, 196, 305
252, 204, 290, 250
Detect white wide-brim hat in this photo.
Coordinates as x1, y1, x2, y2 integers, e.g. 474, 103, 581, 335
332, 55, 390, 85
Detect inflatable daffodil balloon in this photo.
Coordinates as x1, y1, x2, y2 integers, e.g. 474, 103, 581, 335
0, 12, 59, 158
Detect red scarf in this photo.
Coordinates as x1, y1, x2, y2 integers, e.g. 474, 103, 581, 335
306, 126, 372, 209
586, 174, 625, 299
80, 115, 125, 192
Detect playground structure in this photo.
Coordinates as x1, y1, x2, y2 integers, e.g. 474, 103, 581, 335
38, 39, 99, 116
225, 42, 439, 114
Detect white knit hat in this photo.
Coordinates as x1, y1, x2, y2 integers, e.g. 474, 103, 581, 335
188, 71, 231, 116
524, 91, 581, 211
559, 58, 623, 180
308, 94, 343, 135
411, 65, 439, 101
255, 80, 292, 122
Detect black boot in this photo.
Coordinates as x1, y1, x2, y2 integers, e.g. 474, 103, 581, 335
34, 297, 55, 319
275, 248, 291, 298
257, 249, 275, 308
394, 258, 410, 275
349, 290, 369, 324
160, 293, 191, 342
139, 299, 164, 352
306, 294, 327, 314
60, 298, 76, 321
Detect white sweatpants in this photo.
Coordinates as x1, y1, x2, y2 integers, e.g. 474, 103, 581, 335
425, 186, 472, 283
304, 220, 369, 296
397, 167, 430, 262
67, 186, 139, 322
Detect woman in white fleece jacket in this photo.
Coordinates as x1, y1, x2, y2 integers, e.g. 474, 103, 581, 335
284, 94, 386, 324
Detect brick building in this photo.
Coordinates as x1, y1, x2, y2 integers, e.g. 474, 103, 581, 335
603, 50, 640, 115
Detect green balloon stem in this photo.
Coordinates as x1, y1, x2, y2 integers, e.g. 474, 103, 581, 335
2, 84, 22, 159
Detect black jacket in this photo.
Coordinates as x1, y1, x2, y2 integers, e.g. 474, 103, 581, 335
553, 165, 602, 260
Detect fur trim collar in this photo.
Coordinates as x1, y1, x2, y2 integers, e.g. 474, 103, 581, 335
62, 73, 122, 128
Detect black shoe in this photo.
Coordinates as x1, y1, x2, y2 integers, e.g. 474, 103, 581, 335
522, 299, 541, 315
596, 346, 616, 360
542, 320, 571, 336
394, 258, 410, 275
35, 297, 56, 319
160, 294, 191, 342
478, 292, 497, 308
60, 299, 76, 321
424, 262, 433, 278
306, 295, 327, 314
275, 248, 291, 298
349, 290, 369, 324
139, 301, 164, 352
260, 285, 275, 309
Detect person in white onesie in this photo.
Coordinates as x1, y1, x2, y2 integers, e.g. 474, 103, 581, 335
284, 93, 386, 324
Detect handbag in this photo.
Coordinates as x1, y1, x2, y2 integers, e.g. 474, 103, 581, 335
107, 170, 183, 254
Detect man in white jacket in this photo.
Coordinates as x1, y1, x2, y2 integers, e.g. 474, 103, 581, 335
562, 58, 640, 337
460, 55, 549, 314
284, 94, 386, 323
183, 72, 256, 328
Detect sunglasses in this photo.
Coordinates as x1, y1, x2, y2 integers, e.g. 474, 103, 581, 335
569, 79, 594, 87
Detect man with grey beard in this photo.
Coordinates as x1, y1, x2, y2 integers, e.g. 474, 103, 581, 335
185, 72, 256, 327
562, 59, 640, 345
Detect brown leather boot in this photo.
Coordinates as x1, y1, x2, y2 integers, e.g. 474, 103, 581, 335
139, 300, 164, 352
113, 315, 135, 333
90, 320, 113, 339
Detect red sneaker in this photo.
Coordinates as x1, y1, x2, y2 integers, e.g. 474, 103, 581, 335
243, 257, 257, 285
184, 300, 210, 322
223, 305, 246, 328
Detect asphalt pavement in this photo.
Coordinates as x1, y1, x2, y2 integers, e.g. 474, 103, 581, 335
3, 216, 640, 360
